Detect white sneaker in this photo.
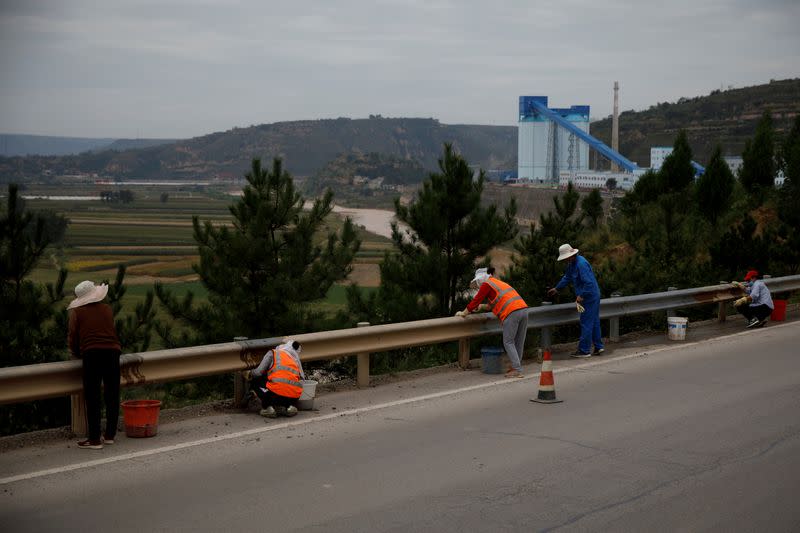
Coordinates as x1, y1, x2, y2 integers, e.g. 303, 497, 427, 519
285, 405, 298, 417
259, 406, 277, 418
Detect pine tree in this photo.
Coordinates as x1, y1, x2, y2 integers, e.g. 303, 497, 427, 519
655, 130, 697, 263
0, 185, 70, 435
774, 115, 800, 274
156, 158, 361, 344
581, 188, 604, 229
507, 182, 583, 304
710, 215, 771, 280
601, 132, 706, 293
740, 111, 776, 198
0, 184, 68, 367
349, 143, 516, 323
695, 146, 735, 227
659, 130, 695, 193
106, 265, 156, 353
781, 115, 800, 185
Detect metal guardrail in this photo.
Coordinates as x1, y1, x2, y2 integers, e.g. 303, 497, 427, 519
1, 275, 798, 410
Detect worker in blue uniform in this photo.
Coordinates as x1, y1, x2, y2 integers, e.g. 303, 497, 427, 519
547, 244, 605, 358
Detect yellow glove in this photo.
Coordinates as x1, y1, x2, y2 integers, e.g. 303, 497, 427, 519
476, 303, 491, 313
455, 311, 465, 317
734, 296, 750, 307
576, 302, 585, 313
731, 281, 744, 289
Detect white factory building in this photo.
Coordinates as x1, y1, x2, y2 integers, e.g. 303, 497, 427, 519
518, 97, 590, 183
558, 170, 648, 191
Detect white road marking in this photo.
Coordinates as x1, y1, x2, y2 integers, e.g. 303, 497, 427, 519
1, 321, 795, 486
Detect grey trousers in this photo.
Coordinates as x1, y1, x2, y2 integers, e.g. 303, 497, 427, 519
502, 309, 528, 372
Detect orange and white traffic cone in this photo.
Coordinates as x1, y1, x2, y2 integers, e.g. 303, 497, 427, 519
530, 349, 563, 404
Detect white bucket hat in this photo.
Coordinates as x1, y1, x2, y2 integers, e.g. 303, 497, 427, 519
557, 243, 579, 261
470, 267, 490, 287
67, 280, 109, 309
281, 339, 302, 355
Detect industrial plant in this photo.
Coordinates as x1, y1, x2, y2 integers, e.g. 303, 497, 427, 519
516, 83, 701, 191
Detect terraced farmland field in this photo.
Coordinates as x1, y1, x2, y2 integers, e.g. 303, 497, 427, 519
25, 183, 392, 341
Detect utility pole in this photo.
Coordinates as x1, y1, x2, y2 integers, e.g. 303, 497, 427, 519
611, 81, 619, 172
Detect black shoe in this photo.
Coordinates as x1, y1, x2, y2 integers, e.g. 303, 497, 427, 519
593, 348, 605, 356
754, 318, 768, 328
570, 350, 591, 358
240, 389, 255, 408
746, 318, 760, 328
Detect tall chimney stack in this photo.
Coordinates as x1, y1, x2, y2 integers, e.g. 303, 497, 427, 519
611, 81, 619, 172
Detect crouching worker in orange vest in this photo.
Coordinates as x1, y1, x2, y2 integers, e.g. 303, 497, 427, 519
244, 340, 305, 418
458, 267, 529, 378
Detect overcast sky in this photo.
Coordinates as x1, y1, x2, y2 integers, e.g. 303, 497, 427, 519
1, 0, 798, 139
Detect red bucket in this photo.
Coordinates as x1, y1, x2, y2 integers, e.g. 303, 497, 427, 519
771, 300, 787, 322
121, 400, 161, 438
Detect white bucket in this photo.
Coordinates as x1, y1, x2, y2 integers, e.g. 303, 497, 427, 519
667, 317, 688, 340
297, 379, 318, 410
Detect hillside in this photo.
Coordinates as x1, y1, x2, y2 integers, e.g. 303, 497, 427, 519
2, 78, 798, 183
0, 134, 114, 156
102, 138, 179, 152
590, 78, 800, 166
308, 151, 426, 187
0, 134, 175, 157
0, 118, 516, 183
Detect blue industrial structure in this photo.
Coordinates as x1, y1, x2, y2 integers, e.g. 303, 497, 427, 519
517, 95, 705, 186
518, 97, 591, 182
523, 97, 638, 172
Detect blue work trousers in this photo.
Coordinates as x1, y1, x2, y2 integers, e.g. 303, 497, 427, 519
578, 297, 604, 354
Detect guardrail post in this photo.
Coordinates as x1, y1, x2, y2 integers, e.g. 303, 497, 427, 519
718, 282, 728, 322
458, 337, 471, 369
609, 292, 621, 342
666, 287, 678, 318
540, 302, 552, 356
70, 391, 87, 435
357, 322, 371, 388
233, 336, 248, 406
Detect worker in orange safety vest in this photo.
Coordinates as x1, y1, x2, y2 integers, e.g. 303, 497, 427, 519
243, 340, 305, 418
458, 267, 528, 378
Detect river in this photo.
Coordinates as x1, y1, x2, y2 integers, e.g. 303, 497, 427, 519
331, 205, 398, 239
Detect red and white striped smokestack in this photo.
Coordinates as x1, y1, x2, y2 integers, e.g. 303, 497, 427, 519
611, 81, 619, 171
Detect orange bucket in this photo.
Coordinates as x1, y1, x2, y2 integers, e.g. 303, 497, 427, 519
771, 300, 787, 322
121, 400, 161, 438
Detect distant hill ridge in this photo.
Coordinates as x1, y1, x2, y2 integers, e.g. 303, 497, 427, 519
1, 78, 798, 182
0, 134, 114, 156
590, 78, 800, 166
0, 133, 176, 157
0, 118, 517, 182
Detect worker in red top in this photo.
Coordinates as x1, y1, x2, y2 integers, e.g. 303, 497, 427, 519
458, 267, 528, 378
67, 280, 122, 450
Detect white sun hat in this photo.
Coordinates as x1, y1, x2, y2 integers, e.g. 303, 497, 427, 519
470, 267, 490, 287
67, 280, 109, 309
557, 243, 579, 261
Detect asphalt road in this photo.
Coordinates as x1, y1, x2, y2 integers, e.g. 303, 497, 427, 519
2, 322, 800, 532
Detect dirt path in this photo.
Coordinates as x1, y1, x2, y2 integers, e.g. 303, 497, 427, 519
69, 218, 230, 227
